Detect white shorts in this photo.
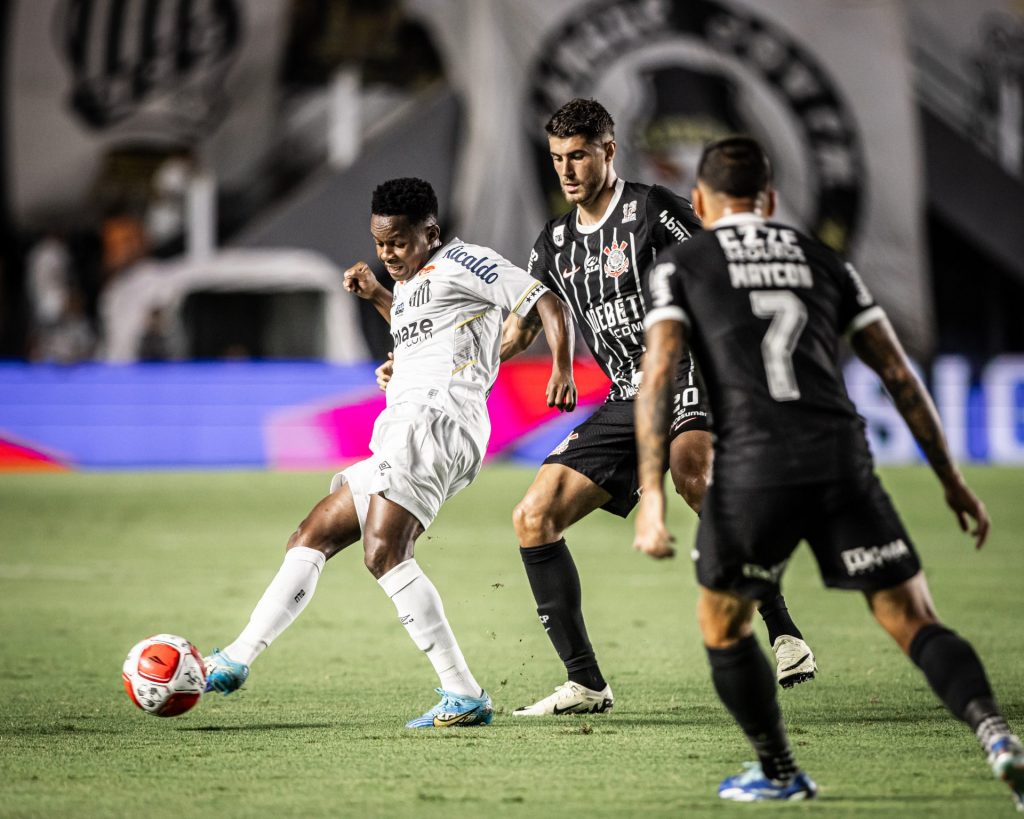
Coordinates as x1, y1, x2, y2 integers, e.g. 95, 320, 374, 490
329, 403, 483, 531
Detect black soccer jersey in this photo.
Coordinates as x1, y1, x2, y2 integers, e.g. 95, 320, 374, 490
644, 213, 883, 487
528, 179, 703, 401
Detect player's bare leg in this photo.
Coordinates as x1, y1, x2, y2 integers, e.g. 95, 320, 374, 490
513, 464, 615, 715
668, 429, 712, 514
206, 486, 363, 692
867, 572, 1023, 806
698, 587, 817, 801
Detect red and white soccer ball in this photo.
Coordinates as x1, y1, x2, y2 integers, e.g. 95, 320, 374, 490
122, 634, 206, 717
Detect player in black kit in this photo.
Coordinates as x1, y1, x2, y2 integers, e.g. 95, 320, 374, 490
503, 99, 815, 717
634, 136, 1022, 807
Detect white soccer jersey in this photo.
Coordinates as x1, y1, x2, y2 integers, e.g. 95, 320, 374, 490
386, 237, 548, 454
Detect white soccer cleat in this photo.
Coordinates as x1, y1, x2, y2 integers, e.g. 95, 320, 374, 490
773, 635, 817, 688
512, 681, 614, 716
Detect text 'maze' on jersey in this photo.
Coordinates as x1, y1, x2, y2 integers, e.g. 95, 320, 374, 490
528, 179, 702, 401
387, 237, 548, 455
643, 213, 884, 487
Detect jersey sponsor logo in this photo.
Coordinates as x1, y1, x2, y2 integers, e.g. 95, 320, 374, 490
583, 294, 644, 338
527, 248, 539, 275
602, 240, 630, 277
409, 279, 432, 308
659, 210, 692, 244
841, 539, 911, 575
622, 200, 638, 223
717, 226, 806, 262
443, 245, 500, 283
418, 265, 435, 278
585, 255, 600, 274
527, 0, 865, 255
391, 319, 434, 348
552, 225, 566, 247
394, 302, 406, 317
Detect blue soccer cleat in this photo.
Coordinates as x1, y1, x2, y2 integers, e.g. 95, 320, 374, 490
989, 736, 1024, 812
203, 649, 249, 695
718, 762, 818, 802
405, 688, 493, 728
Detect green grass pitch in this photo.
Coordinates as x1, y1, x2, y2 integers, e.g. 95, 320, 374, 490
1, 465, 1021, 818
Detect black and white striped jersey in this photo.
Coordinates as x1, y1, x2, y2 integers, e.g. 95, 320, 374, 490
528, 179, 702, 401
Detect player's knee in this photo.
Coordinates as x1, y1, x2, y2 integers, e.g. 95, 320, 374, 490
361, 530, 410, 579
513, 494, 557, 545
671, 436, 713, 513
698, 589, 755, 648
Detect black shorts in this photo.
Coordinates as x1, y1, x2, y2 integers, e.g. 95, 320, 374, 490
542, 387, 710, 518
695, 467, 920, 599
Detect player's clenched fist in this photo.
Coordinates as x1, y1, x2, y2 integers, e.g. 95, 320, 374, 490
343, 262, 382, 299
375, 353, 394, 392
633, 491, 676, 560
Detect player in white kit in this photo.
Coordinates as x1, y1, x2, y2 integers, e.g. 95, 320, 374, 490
203, 178, 576, 727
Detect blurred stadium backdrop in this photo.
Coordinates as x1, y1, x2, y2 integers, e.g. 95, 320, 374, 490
1, 0, 1023, 467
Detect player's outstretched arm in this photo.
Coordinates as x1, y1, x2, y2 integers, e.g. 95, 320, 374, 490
532, 292, 577, 412
633, 321, 684, 559
851, 316, 990, 548
343, 262, 393, 324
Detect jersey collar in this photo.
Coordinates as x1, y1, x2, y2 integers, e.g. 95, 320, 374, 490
707, 212, 766, 229
575, 178, 625, 235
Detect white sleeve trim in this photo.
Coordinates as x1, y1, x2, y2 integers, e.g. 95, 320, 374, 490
511, 280, 548, 316
643, 305, 689, 330
845, 305, 886, 338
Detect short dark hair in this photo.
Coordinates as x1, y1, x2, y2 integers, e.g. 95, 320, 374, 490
371, 177, 438, 225
545, 98, 615, 142
697, 136, 772, 198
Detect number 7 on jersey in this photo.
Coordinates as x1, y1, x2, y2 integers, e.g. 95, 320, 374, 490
749, 290, 808, 402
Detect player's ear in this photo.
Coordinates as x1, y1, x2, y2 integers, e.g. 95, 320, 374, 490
604, 139, 616, 164
425, 221, 441, 246
692, 187, 706, 224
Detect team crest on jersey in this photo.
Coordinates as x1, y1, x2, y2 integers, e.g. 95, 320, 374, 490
552, 225, 565, 247
622, 200, 637, 223
602, 241, 629, 278
550, 432, 578, 456
409, 279, 432, 308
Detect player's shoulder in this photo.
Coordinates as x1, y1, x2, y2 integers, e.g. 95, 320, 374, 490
766, 221, 848, 271
642, 182, 701, 234
534, 208, 575, 252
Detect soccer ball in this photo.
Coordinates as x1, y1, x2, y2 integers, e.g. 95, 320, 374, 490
122, 634, 206, 717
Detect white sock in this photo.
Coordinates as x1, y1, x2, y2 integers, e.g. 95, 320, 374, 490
223, 546, 326, 666
377, 559, 482, 698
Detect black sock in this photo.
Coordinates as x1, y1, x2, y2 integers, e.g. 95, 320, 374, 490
758, 593, 802, 645
520, 540, 606, 691
909, 624, 994, 723
707, 634, 797, 782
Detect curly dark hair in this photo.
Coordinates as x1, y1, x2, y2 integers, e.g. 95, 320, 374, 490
697, 136, 772, 198
545, 98, 615, 142
371, 177, 439, 224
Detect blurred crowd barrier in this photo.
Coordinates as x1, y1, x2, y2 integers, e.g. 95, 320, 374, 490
2, 355, 1023, 471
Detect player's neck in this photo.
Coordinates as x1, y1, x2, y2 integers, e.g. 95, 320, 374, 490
577, 172, 620, 226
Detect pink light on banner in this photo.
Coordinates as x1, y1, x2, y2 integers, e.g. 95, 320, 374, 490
484, 359, 611, 455
264, 360, 610, 469
265, 391, 384, 469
